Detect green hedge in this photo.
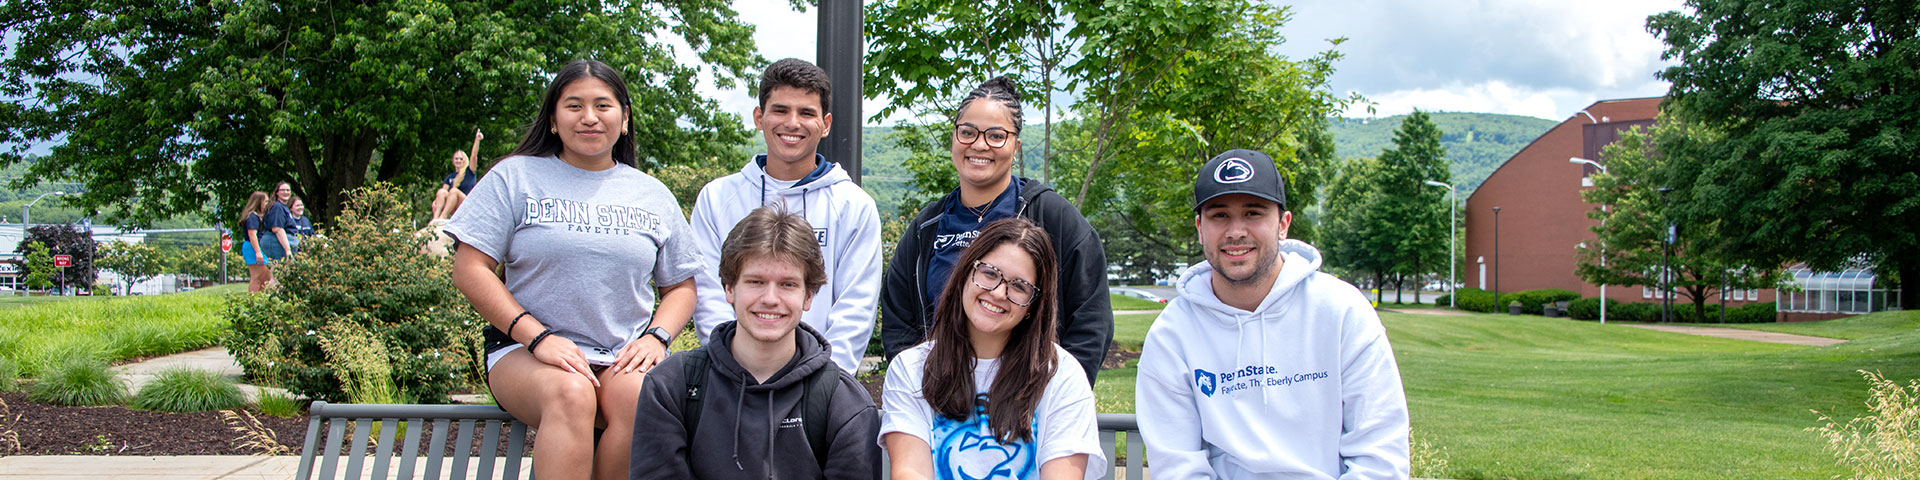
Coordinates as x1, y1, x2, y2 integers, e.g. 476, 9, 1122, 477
1438, 288, 1501, 313
1610, 302, 1659, 322
1566, 297, 1621, 321
1673, 304, 1726, 323
1510, 289, 1582, 315
1727, 302, 1776, 324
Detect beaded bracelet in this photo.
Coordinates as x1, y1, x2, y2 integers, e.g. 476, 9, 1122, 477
507, 311, 532, 341
526, 329, 556, 354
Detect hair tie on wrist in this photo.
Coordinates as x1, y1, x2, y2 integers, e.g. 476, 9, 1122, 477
526, 329, 556, 354
507, 311, 532, 340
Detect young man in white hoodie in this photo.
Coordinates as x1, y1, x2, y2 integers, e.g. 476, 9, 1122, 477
1136, 149, 1410, 479
688, 58, 882, 374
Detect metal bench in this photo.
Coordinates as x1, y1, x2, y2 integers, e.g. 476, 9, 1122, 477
297, 403, 1147, 480
297, 401, 532, 480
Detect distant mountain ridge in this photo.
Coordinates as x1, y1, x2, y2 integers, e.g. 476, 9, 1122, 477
1329, 112, 1559, 197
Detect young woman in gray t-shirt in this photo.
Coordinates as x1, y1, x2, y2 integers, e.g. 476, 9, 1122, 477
446, 59, 702, 480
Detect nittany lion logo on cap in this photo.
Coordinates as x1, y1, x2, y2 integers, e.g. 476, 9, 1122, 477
1214, 157, 1255, 184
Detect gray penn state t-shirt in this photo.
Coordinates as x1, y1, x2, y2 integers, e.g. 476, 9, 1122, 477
444, 155, 703, 352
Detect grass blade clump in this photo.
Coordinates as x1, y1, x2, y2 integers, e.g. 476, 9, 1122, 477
133, 368, 245, 413
253, 388, 302, 418
29, 358, 127, 406
1811, 370, 1920, 480
0, 358, 20, 393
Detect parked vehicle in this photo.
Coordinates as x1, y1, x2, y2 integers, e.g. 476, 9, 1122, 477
1112, 287, 1168, 303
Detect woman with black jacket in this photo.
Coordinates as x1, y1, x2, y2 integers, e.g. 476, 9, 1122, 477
879, 76, 1113, 386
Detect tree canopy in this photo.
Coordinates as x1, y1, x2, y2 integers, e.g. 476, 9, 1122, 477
1318, 110, 1450, 302
1, 0, 764, 227
1649, 0, 1919, 308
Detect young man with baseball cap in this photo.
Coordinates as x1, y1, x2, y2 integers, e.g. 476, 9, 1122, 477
1135, 149, 1410, 478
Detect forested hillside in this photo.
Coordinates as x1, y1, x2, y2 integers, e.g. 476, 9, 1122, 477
1328, 112, 1557, 196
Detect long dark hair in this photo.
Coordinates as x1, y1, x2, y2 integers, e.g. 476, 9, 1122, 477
922, 217, 1058, 443
508, 59, 638, 167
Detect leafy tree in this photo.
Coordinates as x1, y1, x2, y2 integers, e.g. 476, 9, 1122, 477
1372, 110, 1452, 302
22, 242, 53, 291
1320, 156, 1392, 291
1, 0, 765, 227
1649, 0, 1919, 308
97, 241, 165, 295
1577, 118, 1780, 321
13, 224, 97, 290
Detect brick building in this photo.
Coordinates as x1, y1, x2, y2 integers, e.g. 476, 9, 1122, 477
1462, 97, 1777, 314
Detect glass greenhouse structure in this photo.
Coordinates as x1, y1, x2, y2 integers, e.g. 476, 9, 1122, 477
1778, 265, 1900, 315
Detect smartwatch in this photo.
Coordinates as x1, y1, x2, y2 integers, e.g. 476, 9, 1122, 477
642, 326, 673, 346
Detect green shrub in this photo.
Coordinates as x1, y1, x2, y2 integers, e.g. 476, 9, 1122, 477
1509, 289, 1582, 315
254, 388, 302, 418
0, 358, 19, 393
1447, 288, 1501, 313
132, 368, 245, 412
1728, 302, 1777, 324
1610, 302, 1659, 322
1674, 304, 1727, 323
1566, 297, 1621, 321
225, 184, 482, 403
29, 358, 127, 406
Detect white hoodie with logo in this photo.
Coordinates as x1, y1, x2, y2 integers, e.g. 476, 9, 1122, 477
688, 155, 882, 373
1137, 239, 1409, 479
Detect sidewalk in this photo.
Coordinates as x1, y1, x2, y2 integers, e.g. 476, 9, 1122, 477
0, 456, 299, 480
1628, 324, 1845, 346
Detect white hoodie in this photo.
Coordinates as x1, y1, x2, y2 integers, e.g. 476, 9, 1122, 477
688, 155, 882, 373
1136, 239, 1409, 479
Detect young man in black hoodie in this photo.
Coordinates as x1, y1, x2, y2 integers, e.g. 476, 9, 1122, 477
631, 207, 882, 480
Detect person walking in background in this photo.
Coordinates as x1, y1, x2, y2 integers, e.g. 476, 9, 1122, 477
880, 76, 1113, 386
880, 218, 1104, 480
687, 58, 881, 374
630, 206, 881, 480
1136, 149, 1409, 479
237, 191, 272, 293
445, 59, 702, 480
432, 128, 484, 221
261, 181, 295, 264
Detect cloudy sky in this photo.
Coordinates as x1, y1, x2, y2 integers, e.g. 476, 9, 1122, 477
708, 0, 1690, 125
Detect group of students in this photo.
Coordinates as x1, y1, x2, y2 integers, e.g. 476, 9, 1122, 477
443, 57, 1410, 480
236, 181, 315, 293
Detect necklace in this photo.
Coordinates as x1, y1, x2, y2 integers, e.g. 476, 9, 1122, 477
964, 200, 991, 222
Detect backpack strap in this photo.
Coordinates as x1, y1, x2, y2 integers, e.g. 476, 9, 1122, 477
801, 365, 838, 469
680, 349, 711, 441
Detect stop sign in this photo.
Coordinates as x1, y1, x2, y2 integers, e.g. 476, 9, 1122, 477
221, 233, 233, 253
53, 255, 72, 267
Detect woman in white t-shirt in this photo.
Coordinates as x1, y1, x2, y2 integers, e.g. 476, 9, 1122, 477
446, 59, 701, 480
880, 217, 1105, 480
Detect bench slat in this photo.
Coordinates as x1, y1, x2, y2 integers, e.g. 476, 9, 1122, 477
1099, 428, 1118, 480
450, 419, 477, 480
297, 411, 323, 479
396, 417, 423, 479
504, 422, 527, 478
423, 419, 450, 479
370, 418, 399, 480
319, 419, 346, 479
1125, 429, 1144, 480
475, 420, 501, 479
345, 418, 373, 480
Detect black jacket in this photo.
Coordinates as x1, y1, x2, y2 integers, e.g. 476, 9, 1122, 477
880, 178, 1114, 385
631, 322, 882, 480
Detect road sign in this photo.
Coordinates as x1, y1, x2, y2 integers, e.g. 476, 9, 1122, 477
54, 255, 72, 267
221, 233, 233, 253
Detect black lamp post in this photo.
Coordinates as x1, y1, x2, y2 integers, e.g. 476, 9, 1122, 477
1492, 206, 1502, 312
1658, 187, 1674, 322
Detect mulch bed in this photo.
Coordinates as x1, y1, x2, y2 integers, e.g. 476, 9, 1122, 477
3, 349, 1139, 456
2, 391, 305, 455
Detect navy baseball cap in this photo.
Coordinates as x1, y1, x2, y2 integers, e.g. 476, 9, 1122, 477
1193, 149, 1286, 213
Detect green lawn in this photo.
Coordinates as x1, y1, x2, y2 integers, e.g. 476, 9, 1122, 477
1676, 310, 1920, 340
1097, 307, 1918, 479
1108, 293, 1168, 311
0, 285, 241, 376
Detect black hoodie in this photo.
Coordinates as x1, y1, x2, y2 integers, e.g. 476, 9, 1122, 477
631, 322, 882, 480
879, 178, 1115, 385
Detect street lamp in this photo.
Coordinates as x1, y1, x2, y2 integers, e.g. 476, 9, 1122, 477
1424, 180, 1456, 308
1658, 187, 1675, 322
1570, 157, 1610, 324
23, 191, 65, 226
1492, 206, 1502, 313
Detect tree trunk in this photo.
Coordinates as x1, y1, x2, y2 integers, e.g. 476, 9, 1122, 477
1394, 273, 1404, 304
1373, 271, 1384, 305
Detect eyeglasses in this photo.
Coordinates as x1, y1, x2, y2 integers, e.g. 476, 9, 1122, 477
954, 124, 1016, 149
969, 260, 1036, 307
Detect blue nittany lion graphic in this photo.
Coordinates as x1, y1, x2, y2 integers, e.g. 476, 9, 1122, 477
1213, 157, 1255, 184
931, 394, 1039, 479
1195, 369, 1218, 397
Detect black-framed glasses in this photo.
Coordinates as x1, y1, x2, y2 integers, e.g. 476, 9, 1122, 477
954, 124, 1017, 149
970, 260, 1036, 307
